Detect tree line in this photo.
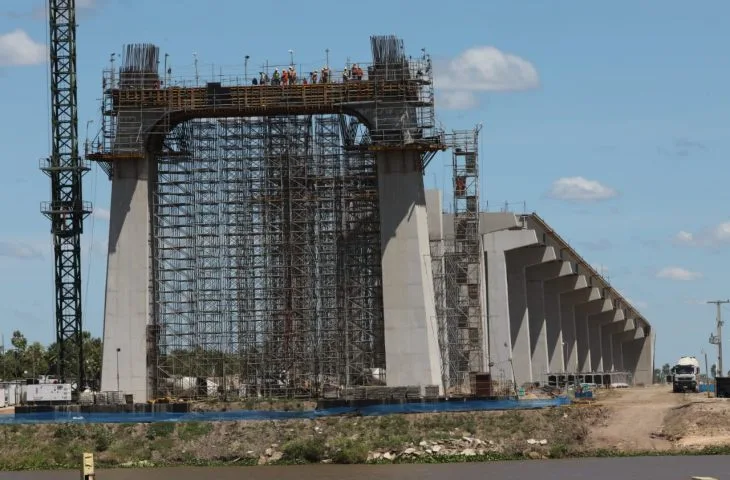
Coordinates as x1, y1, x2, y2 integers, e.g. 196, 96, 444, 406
0, 330, 102, 388
654, 362, 729, 383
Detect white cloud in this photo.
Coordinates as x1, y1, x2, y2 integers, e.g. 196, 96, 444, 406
0, 239, 44, 259
674, 230, 694, 245
656, 267, 702, 281
92, 207, 110, 221
433, 45, 538, 111
438, 91, 479, 110
674, 222, 730, 248
0, 29, 46, 66
435, 46, 539, 92
547, 176, 618, 202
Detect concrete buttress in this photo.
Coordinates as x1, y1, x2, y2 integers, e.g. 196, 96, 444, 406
505, 245, 556, 385
483, 229, 538, 382
573, 298, 612, 373
559, 287, 601, 373
587, 308, 623, 372
525, 260, 573, 380
542, 274, 585, 372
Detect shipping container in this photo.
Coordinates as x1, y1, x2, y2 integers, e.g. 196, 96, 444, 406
25, 383, 72, 402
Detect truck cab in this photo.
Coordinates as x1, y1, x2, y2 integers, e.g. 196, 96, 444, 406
671, 356, 700, 393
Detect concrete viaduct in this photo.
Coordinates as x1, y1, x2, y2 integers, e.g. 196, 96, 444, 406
428, 191, 654, 388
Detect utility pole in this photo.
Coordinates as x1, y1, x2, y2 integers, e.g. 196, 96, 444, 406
708, 299, 729, 378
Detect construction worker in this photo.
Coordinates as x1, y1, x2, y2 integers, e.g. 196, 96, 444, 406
272, 69, 280, 85
281, 68, 289, 85
310, 71, 318, 84
289, 66, 297, 84
259, 72, 266, 85
351, 64, 363, 80
342, 67, 350, 82
321, 67, 329, 83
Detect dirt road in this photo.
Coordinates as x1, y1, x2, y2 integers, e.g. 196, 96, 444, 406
589, 384, 688, 451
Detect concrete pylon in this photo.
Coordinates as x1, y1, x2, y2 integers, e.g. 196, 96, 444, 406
560, 287, 601, 373
543, 273, 585, 372
483, 229, 538, 383
377, 151, 443, 392
587, 308, 623, 372
100, 157, 152, 402
525, 260, 573, 380
505, 245, 556, 385
574, 298, 612, 372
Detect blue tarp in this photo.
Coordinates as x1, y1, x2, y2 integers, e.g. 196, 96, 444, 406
699, 383, 715, 393
0, 397, 570, 425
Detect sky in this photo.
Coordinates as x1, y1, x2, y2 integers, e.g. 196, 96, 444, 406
0, 0, 729, 370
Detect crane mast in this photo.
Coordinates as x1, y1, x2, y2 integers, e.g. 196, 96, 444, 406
41, 0, 91, 389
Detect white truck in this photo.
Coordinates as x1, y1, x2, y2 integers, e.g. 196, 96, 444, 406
671, 356, 701, 393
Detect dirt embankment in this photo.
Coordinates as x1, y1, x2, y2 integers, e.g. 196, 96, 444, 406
589, 384, 730, 452
0, 386, 727, 470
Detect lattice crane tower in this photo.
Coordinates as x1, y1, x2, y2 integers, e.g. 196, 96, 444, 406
40, 0, 91, 388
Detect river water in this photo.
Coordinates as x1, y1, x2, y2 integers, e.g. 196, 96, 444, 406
3, 456, 729, 479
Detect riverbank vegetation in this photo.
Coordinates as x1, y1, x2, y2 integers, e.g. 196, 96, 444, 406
1, 399, 728, 470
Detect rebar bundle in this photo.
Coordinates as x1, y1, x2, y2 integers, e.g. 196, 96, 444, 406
121, 43, 159, 74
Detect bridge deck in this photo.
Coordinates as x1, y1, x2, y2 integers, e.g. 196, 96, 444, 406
107, 79, 428, 115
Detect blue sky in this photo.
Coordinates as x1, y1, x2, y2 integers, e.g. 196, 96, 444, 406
1, 0, 728, 370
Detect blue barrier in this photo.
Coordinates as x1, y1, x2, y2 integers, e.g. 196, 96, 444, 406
699, 383, 715, 393
0, 397, 570, 425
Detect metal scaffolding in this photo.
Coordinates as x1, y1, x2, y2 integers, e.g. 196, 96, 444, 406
431, 128, 485, 395
152, 115, 384, 398
89, 36, 444, 400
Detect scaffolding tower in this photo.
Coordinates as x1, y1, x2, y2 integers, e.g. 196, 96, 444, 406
432, 128, 485, 395
152, 115, 384, 398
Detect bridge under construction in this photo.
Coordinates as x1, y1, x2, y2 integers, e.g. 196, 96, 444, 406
88, 35, 653, 402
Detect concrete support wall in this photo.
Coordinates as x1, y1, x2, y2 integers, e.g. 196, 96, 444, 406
604, 319, 635, 372
425, 190, 447, 385
100, 157, 151, 402
483, 229, 537, 382
505, 246, 555, 384
559, 287, 600, 373
588, 308, 623, 372
525, 261, 573, 379
573, 298, 611, 372
377, 152, 442, 392
543, 274, 585, 372
622, 328, 654, 385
